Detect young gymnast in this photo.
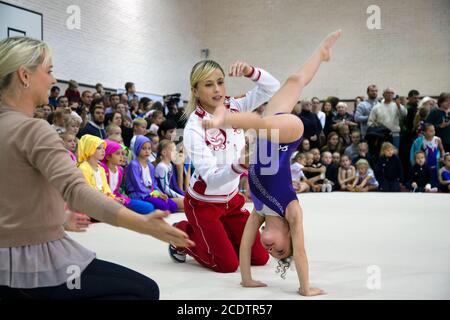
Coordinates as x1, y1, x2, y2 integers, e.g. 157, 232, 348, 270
349, 159, 379, 192
203, 29, 342, 296
154, 139, 185, 210
125, 135, 178, 213
100, 139, 157, 214
338, 155, 356, 191
438, 153, 450, 192
290, 152, 310, 193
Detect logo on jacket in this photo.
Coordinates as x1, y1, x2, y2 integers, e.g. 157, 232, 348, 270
205, 128, 227, 151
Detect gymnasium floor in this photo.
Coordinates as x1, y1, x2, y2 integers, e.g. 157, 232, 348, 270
70, 193, 450, 300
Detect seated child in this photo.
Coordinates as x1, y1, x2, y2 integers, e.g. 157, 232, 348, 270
291, 152, 310, 193
376, 142, 403, 192
60, 132, 77, 163
438, 153, 450, 193
408, 151, 437, 193
303, 151, 326, 192
332, 152, 341, 166
125, 135, 178, 213
338, 155, 356, 191
349, 159, 378, 192
154, 139, 185, 211
100, 139, 156, 214
321, 151, 337, 192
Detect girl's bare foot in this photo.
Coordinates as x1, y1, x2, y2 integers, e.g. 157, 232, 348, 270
320, 29, 342, 62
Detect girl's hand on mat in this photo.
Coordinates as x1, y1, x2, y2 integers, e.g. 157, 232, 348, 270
299, 287, 326, 297
229, 61, 253, 77
241, 279, 267, 288
144, 210, 195, 248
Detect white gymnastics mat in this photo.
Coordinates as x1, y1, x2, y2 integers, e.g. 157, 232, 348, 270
70, 192, 450, 300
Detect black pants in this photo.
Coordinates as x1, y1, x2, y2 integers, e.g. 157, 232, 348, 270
0, 259, 159, 300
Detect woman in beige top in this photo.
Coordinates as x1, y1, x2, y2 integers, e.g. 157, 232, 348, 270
0, 37, 193, 300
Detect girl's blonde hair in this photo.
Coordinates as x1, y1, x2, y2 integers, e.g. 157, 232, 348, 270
0, 37, 52, 93
108, 134, 123, 144
380, 142, 395, 156
106, 124, 121, 136
59, 132, 75, 142
355, 159, 370, 169
183, 60, 225, 120
64, 114, 82, 129
155, 139, 175, 166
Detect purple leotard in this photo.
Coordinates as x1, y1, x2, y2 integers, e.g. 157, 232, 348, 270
249, 133, 302, 217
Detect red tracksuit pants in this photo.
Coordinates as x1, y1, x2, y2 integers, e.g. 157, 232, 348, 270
176, 192, 269, 273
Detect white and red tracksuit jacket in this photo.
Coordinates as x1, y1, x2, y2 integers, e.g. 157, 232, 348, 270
183, 67, 280, 203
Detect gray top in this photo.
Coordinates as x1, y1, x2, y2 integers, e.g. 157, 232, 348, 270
0, 234, 95, 289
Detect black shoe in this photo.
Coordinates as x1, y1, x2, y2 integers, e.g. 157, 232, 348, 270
168, 223, 186, 263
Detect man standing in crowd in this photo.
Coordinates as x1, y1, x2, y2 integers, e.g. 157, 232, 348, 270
426, 93, 450, 152
355, 84, 379, 138
368, 87, 407, 150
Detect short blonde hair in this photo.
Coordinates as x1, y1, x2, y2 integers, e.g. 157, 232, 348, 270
355, 159, 370, 169
106, 124, 121, 136
0, 37, 52, 93
108, 134, 123, 144
336, 102, 348, 109
380, 142, 395, 156
133, 118, 147, 128
64, 114, 82, 129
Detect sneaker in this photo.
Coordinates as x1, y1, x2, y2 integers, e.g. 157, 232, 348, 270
169, 244, 186, 263
168, 223, 186, 263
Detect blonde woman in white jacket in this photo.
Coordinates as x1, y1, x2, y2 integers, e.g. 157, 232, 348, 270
170, 60, 280, 273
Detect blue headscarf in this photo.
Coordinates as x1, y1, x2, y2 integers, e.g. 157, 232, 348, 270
133, 135, 151, 159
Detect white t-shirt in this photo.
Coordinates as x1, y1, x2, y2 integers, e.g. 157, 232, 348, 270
142, 165, 153, 188
356, 168, 379, 187
316, 111, 326, 129
291, 162, 305, 181
93, 169, 103, 190
109, 169, 119, 192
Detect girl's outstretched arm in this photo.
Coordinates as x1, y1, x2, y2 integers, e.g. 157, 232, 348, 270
285, 201, 326, 296
240, 211, 267, 288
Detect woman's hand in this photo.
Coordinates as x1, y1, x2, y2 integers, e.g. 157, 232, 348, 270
64, 211, 91, 233
143, 210, 195, 248
229, 61, 253, 77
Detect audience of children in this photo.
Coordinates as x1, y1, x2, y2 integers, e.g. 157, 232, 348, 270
45, 85, 448, 197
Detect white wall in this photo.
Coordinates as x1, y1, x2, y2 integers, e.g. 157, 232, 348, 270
3, 0, 449, 100
202, 0, 450, 99
5, 0, 204, 99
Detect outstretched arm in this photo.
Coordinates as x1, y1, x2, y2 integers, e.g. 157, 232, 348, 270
286, 202, 326, 296
240, 211, 267, 288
